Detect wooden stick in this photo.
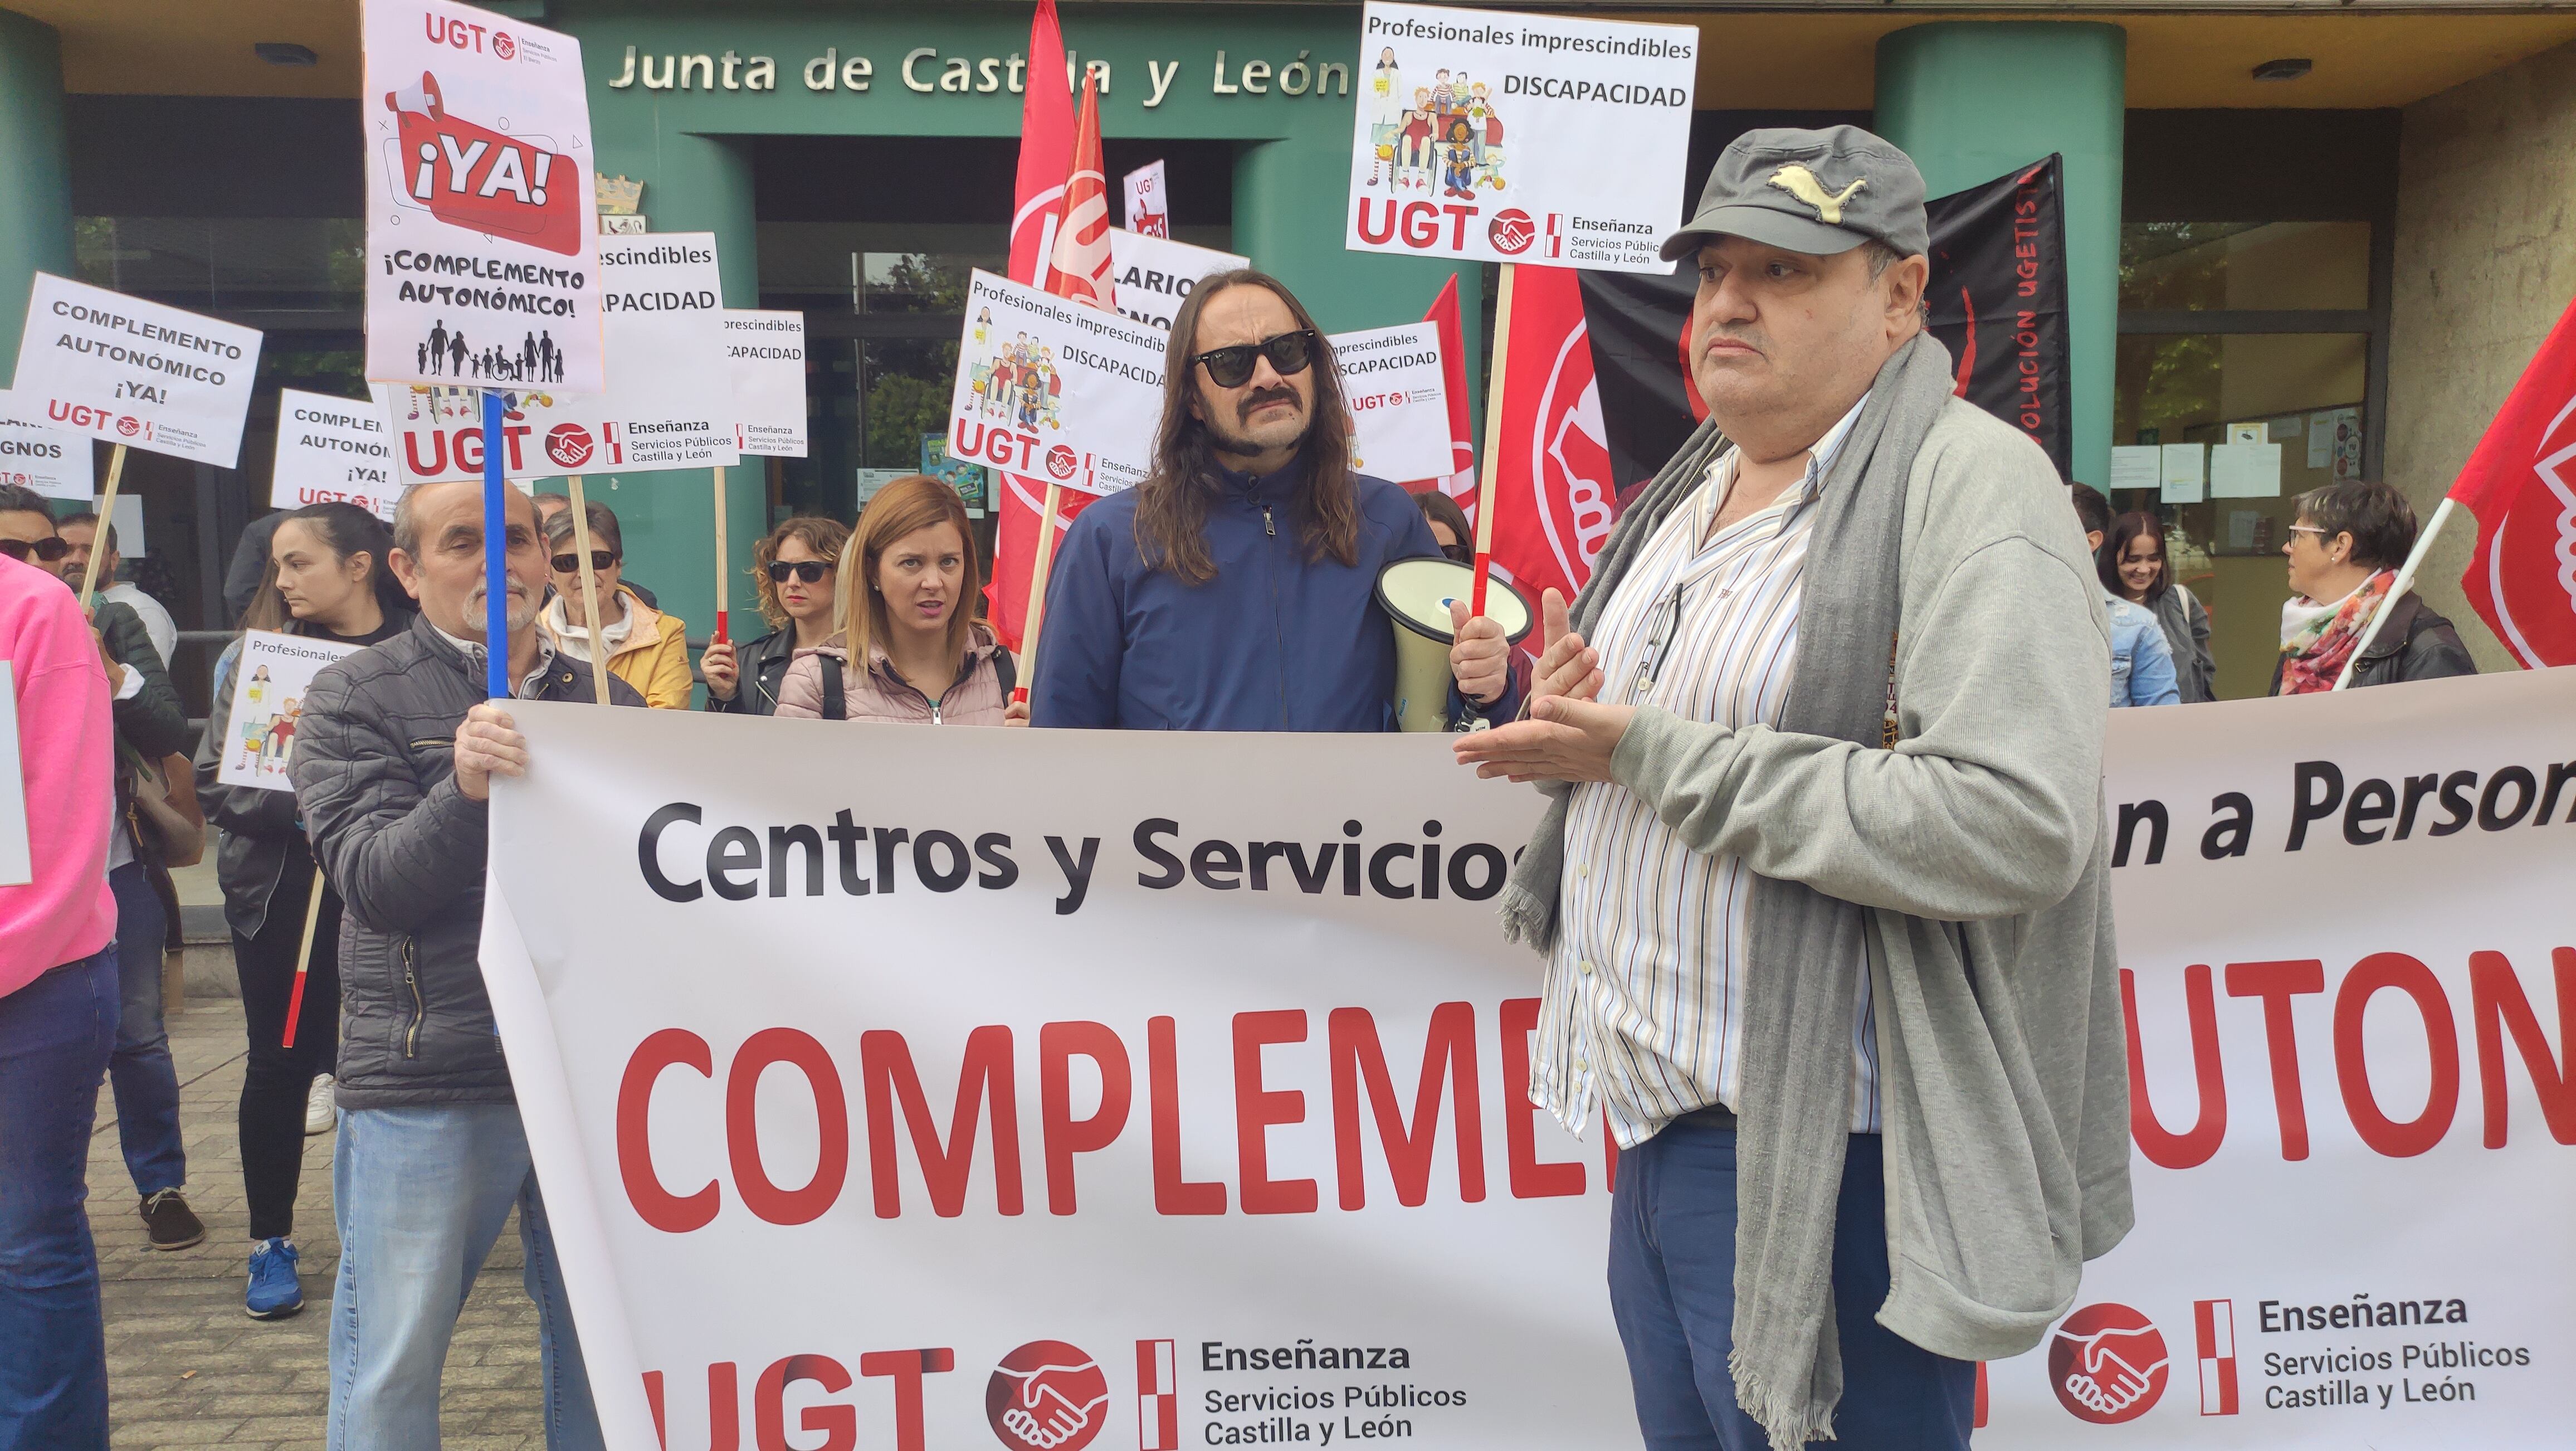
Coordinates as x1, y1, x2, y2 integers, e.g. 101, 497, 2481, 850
567, 476, 612, 705
280, 871, 326, 1050
711, 465, 731, 645
2331, 495, 2458, 691
1469, 264, 1516, 618
75, 444, 128, 610
1014, 479, 1065, 707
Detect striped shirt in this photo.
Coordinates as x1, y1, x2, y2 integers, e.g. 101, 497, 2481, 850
1535, 398, 1882, 1146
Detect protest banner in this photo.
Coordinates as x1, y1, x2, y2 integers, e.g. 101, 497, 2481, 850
484, 708, 1631, 1451
1345, 2, 1696, 274
485, 667, 2575, 1451
271, 389, 402, 522
1974, 666, 2576, 1445
1330, 322, 1453, 484
724, 310, 808, 459
0, 663, 26, 888
947, 269, 1168, 495
0, 391, 91, 500
217, 629, 370, 1046
362, 0, 603, 395
7, 273, 264, 469
1106, 230, 1247, 334
1123, 159, 1171, 238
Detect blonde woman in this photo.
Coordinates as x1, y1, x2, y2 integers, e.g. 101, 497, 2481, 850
775, 475, 1019, 724
702, 515, 850, 716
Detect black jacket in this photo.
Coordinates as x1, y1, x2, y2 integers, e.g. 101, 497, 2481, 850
2269, 590, 2477, 695
291, 613, 642, 1108
702, 624, 803, 716
97, 598, 187, 761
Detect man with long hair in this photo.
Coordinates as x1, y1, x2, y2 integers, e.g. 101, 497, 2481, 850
1030, 269, 1513, 730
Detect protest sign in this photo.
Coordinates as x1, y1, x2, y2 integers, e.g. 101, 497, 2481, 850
1106, 230, 1247, 334
485, 709, 1629, 1451
388, 234, 738, 483
947, 269, 1168, 495
0, 663, 26, 888
1975, 666, 2576, 1447
1345, 2, 1696, 273
8, 274, 262, 468
1331, 322, 1453, 483
214, 631, 369, 792
271, 389, 401, 520
1123, 159, 1170, 238
723, 310, 808, 457
362, 0, 603, 394
0, 391, 91, 500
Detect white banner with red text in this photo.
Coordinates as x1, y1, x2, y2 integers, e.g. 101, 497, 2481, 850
484, 707, 1632, 1451
482, 670, 2576, 1451
1979, 665, 2576, 1446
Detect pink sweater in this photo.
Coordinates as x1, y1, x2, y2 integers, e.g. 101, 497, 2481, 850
1, 555, 115, 995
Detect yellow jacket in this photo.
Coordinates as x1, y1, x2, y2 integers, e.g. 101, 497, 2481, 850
546, 585, 693, 709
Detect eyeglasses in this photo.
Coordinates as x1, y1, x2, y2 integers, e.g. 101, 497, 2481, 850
1192, 329, 1318, 389
1438, 542, 1471, 564
766, 561, 831, 584
550, 551, 618, 574
0, 537, 71, 564
2286, 524, 2328, 537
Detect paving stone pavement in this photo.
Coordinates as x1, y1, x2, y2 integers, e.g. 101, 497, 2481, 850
92, 987, 550, 1449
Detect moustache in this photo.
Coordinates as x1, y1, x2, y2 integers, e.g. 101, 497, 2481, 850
1238, 386, 1302, 423
1700, 328, 1768, 358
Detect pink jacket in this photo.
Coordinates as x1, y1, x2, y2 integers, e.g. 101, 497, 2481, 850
775, 627, 1011, 726
1, 556, 116, 994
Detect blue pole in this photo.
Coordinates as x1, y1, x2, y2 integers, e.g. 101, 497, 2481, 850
480, 388, 511, 700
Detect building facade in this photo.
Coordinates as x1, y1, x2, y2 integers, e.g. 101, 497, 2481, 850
4, 0, 2574, 705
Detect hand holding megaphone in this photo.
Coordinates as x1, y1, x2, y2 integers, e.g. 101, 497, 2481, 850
1528, 590, 1602, 707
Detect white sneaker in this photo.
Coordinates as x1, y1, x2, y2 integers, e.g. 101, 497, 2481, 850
305, 1074, 336, 1136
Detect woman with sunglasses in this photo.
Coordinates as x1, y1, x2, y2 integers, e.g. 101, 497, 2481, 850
1029, 270, 1514, 731
193, 501, 413, 1319
2271, 480, 2473, 694
775, 475, 1018, 725
540, 500, 694, 708
704, 516, 850, 716
1415, 488, 1474, 563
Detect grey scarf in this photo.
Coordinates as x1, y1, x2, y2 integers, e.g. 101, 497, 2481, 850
1499, 332, 1958, 1449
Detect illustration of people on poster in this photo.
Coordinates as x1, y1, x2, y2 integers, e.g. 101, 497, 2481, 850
944, 270, 1166, 495
216, 631, 368, 792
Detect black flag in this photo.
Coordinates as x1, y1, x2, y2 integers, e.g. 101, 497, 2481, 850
1575, 154, 2074, 497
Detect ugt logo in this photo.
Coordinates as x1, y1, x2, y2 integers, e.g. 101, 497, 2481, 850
2048, 1303, 2170, 1424
1489, 209, 1535, 256
543, 422, 594, 469
985, 1341, 1109, 1451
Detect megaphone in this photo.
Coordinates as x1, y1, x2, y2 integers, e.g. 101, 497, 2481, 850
1375, 557, 1534, 732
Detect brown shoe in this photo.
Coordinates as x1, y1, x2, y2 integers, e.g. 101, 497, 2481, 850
140, 1189, 205, 1251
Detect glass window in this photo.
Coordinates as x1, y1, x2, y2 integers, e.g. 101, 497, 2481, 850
75, 216, 363, 313
2119, 222, 2370, 313
2112, 332, 2369, 700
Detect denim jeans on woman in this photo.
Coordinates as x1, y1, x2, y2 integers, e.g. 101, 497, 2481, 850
0, 950, 119, 1451
326, 1103, 603, 1451
106, 860, 186, 1197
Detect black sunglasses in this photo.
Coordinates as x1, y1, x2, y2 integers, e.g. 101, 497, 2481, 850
1438, 542, 1471, 564
767, 560, 831, 584
1192, 329, 1318, 389
1, 537, 71, 564
550, 551, 618, 574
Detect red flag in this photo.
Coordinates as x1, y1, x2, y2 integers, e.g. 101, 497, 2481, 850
1479, 265, 1617, 608
1047, 75, 1115, 310
1007, 0, 1074, 289
2453, 292, 2576, 668
1402, 272, 1476, 501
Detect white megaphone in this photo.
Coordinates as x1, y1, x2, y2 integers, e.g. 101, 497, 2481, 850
387, 71, 443, 119
1375, 557, 1533, 732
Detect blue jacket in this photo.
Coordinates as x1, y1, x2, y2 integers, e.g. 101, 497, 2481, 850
2105, 590, 2180, 707
1031, 452, 1519, 731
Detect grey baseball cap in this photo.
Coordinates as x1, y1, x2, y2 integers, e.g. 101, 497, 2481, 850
1659, 125, 1930, 263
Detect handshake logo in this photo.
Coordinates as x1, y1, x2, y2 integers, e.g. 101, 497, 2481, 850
985, 1341, 1111, 1451
2047, 1304, 2171, 1424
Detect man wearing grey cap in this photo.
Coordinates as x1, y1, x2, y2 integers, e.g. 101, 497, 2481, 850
1457, 127, 2131, 1449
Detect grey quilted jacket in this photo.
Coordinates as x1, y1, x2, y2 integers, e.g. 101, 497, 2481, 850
291, 612, 641, 1108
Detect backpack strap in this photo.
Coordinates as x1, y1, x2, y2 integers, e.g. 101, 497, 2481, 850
991, 646, 1018, 700
820, 654, 846, 722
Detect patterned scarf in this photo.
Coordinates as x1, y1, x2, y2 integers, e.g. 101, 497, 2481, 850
2277, 570, 2392, 694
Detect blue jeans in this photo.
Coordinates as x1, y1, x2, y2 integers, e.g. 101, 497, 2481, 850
1607, 1118, 1975, 1451
0, 951, 119, 1451
106, 861, 186, 1198
326, 1103, 603, 1451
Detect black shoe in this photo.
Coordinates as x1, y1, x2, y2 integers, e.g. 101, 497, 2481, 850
140, 1189, 205, 1251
